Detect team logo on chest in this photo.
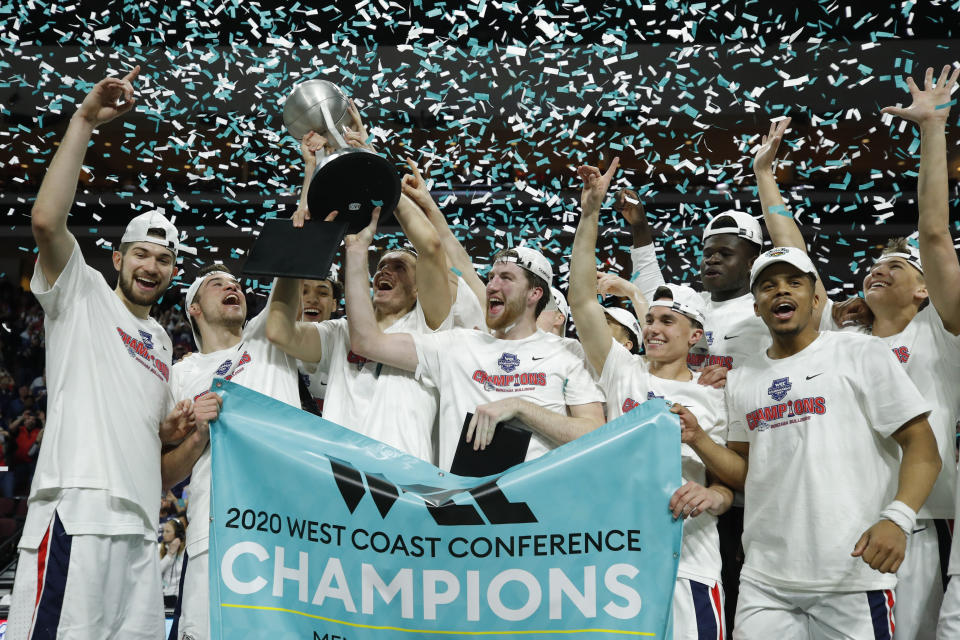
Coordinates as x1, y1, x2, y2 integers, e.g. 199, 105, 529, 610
498, 352, 520, 373
138, 330, 155, 350
215, 360, 232, 376
892, 346, 910, 364
767, 377, 792, 401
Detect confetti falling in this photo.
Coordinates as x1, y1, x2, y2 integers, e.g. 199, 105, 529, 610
0, 1, 958, 300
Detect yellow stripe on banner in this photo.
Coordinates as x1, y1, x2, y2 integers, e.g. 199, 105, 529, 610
220, 603, 656, 636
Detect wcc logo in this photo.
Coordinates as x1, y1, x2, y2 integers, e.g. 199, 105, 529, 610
328, 457, 537, 527
138, 330, 155, 351
767, 377, 792, 401
498, 352, 520, 373
215, 360, 232, 376
705, 331, 714, 346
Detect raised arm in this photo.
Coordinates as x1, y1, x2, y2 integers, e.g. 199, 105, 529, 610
615, 188, 665, 301
882, 65, 960, 333
753, 117, 829, 316
401, 159, 487, 307
33, 67, 140, 284
675, 403, 747, 492
344, 209, 420, 372
569, 158, 621, 374
392, 194, 451, 329
265, 277, 325, 361
596, 271, 649, 324
291, 131, 329, 227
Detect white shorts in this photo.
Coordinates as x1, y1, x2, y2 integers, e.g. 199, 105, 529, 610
895, 520, 944, 640
673, 577, 725, 639
175, 549, 209, 640
734, 576, 896, 640
5, 513, 164, 640
937, 572, 960, 639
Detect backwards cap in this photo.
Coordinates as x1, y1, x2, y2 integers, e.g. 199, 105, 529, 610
603, 306, 642, 346
648, 283, 707, 326
545, 286, 570, 319
874, 248, 923, 275
121, 211, 186, 256
184, 269, 241, 349
494, 247, 554, 293
703, 211, 763, 247
749, 246, 818, 290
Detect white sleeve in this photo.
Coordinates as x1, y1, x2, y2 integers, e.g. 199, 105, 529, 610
30, 238, 100, 319
598, 339, 640, 395
412, 330, 454, 388
451, 276, 486, 331
724, 383, 748, 443
630, 244, 666, 302
563, 356, 606, 407
853, 338, 932, 438
311, 319, 346, 374
818, 298, 840, 332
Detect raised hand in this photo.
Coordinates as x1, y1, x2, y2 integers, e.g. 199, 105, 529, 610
76, 66, 140, 126
301, 131, 329, 166
753, 117, 791, 175
612, 188, 646, 226
344, 206, 381, 251
400, 158, 439, 212
577, 157, 620, 213
596, 271, 638, 299
882, 65, 960, 126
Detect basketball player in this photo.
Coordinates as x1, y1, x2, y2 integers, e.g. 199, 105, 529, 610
682, 246, 941, 638
8, 67, 194, 639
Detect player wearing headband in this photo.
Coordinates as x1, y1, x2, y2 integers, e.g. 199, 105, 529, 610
571, 159, 731, 639
8, 69, 197, 639
161, 265, 300, 640
755, 65, 960, 640
680, 246, 940, 638
344, 209, 605, 470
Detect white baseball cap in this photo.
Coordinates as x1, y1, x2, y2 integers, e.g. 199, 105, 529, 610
545, 286, 570, 319
495, 247, 554, 290
648, 283, 707, 326
603, 306, 642, 346
749, 246, 818, 290
703, 211, 763, 246
121, 211, 183, 256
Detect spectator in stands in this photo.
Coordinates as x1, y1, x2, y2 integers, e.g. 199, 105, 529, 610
158, 518, 186, 608
8, 409, 42, 495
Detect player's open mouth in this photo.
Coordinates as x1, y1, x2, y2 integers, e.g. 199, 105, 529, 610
135, 276, 158, 290
772, 301, 795, 320
646, 338, 666, 346
488, 298, 504, 315
868, 281, 890, 289
303, 306, 321, 320
222, 293, 241, 307
375, 280, 394, 292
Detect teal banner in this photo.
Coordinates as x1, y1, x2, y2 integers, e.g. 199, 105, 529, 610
208, 379, 682, 639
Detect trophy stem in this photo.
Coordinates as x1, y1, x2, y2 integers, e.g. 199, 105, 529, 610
320, 101, 349, 149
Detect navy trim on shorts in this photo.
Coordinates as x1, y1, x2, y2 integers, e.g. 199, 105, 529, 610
31, 513, 72, 640
690, 580, 720, 640
167, 550, 189, 640
867, 589, 893, 640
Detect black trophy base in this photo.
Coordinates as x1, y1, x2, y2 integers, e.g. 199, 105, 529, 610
306, 149, 400, 233
242, 219, 348, 280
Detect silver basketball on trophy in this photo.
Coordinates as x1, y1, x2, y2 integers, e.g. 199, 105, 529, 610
283, 80, 399, 233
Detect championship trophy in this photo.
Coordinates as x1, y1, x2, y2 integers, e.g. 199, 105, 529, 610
242, 80, 399, 280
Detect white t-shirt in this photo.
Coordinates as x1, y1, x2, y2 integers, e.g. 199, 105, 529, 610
23, 239, 173, 547
413, 328, 605, 470
726, 331, 931, 592
599, 339, 726, 584
312, 305, 443, 464
171, 306, 299, 557
833, 305, 960, 522
630, 244, 768, 370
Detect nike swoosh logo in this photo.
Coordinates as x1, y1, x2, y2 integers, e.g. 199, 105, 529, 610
806, 373, 824, 380
723, 335, 739, 340
532, 357, 544, 361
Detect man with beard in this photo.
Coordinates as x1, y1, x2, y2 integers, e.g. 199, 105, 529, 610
681, 246, 940, 639
344, 210, 605, 471
161, 265, 299, 640
8, 67, 196, 639
755, 65, 960, 640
